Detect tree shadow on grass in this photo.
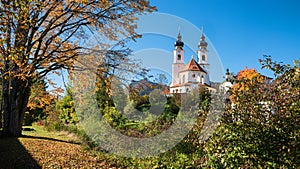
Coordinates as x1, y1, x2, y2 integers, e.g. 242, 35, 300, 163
0, 136, 41, 169
20, 135, 81, 145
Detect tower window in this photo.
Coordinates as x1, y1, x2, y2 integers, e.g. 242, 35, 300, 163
192, 74, 196, 78
177, 54, 181, 60
202, 55, 205, 61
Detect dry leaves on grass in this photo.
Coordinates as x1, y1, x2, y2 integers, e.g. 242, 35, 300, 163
19, 137, 117, 168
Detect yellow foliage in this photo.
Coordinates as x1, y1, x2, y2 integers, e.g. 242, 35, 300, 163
230, 68, 264, 103
0, 0, 156, 79
27, 80, 56, 114
232, 67, 263, 91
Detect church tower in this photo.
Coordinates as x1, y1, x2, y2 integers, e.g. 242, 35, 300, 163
171, 31, 185, 86
197, 31, 210, 74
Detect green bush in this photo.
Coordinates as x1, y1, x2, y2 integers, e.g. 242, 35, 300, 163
203, 57, 300, 168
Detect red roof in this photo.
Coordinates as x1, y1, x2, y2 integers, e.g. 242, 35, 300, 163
163, 88, 170, 94
180, 58, 206, 73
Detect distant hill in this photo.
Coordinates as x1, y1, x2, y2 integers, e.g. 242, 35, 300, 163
129, 78, 169, 96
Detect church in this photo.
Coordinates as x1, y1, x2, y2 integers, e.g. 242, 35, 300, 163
170, 31, 215, 93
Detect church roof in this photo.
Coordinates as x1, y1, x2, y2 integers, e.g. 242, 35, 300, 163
180, 58, 206, 73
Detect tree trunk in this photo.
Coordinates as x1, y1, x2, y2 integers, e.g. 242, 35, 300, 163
2, 77, 31, 137
0, 97, 3, 129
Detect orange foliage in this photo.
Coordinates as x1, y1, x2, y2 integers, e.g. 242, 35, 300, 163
0, 0, 156, 79
27, 81, 57, 114
230, 67, 264, 103
0, 0, 156, 136
233, 67, 263, 92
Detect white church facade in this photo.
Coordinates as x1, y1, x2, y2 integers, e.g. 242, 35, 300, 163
170, 31, 215, 93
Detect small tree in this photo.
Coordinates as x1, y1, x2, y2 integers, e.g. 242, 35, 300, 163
55, 86, 77, 124
25, 78, 56, 125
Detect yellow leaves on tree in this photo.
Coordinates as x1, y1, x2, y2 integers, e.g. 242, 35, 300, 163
0, 0, 156, 136
27, 80, 56, 114
233, 67, 263, 92
230, 67, 263, 103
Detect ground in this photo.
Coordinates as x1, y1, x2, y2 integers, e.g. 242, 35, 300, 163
0, 125, 117, 169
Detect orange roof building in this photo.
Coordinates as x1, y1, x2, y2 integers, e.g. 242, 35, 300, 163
170, 30, 213, 94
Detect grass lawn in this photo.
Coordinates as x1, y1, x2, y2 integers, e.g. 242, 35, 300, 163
0, 124, 118, 169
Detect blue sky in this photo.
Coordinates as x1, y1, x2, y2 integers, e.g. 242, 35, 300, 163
131, 0, 300, 81
50, 0, 300, 91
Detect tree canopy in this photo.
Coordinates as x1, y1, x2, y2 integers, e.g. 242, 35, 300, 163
0, 0, 156, 136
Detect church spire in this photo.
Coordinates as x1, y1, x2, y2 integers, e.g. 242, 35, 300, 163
177, 32, 182, 41
177, 26, 182, 41
197, 26, 210, 74
174, 26, 184, 49
198, 27, 208, 49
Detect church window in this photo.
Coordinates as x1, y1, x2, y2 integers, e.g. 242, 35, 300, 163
192, 74, 196, 78
182, 75, 185, 83
177, 54, 181, 60
202, 55, 205, 61
201, 75, 204, 84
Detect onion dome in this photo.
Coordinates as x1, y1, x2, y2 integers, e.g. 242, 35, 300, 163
174, 32, 184, 48
226, 68, 230, 75
198, 34, 208, 49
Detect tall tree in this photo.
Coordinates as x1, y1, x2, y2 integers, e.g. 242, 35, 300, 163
0, 0, 156, 136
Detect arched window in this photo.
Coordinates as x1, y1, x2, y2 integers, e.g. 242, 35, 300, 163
177, 54, 181, 60
192, 74, 196, 78
182, 75, 185, 83
201, 75, 204, 84
202, 55, 205, 61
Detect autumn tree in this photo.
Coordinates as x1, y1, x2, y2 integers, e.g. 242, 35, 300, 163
229, 67, 263, 102
0, 0, 156, 136
24, 78, 56, 125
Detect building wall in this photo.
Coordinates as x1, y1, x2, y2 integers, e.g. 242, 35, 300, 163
172, 48, 185, 86
172, 63, 184, 85
178, 71, 207, 84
